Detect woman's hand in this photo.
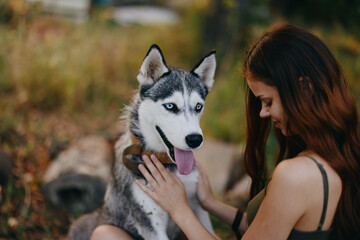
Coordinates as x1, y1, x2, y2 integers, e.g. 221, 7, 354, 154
136, 155, 217, 240
196, 162, 216, 210
135, 154, 190, 218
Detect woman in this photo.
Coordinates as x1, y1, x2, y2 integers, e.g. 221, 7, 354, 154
91, 25, 360, 240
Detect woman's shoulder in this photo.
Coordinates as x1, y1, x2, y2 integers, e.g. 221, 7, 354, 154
272, 155, 319, 183
269, 154, 332, 196
270, 154, 341, 199
268, 154, 342, 231
262, 155, 325, 221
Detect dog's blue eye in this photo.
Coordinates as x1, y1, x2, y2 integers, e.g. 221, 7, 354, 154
163, 103, 179, 113
195, 103, 203, 112
164, 103, 174, 110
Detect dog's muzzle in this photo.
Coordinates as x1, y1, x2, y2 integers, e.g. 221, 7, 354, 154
155, 126, 196, 175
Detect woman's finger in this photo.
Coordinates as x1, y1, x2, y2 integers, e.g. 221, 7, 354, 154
150, 154, 172, 181
168, 169, 183, 185
142, 155, 165, 184
138, 163, 159, 189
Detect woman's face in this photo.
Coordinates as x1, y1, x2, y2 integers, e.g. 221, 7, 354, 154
247, 78, 288, 136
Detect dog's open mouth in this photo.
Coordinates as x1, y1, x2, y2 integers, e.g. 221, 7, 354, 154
155, 126, 194, 175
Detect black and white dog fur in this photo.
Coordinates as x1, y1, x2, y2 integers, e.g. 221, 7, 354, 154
67, 45, 216, 240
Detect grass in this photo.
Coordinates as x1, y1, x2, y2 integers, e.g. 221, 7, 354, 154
0, 19, 197, 111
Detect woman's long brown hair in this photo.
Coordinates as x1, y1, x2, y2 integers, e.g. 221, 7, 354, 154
243, 25, 360, 239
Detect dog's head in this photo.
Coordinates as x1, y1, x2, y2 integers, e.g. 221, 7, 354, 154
133, 44, 216, 175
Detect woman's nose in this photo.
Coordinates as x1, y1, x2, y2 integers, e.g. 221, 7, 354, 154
259, 108, 270, 118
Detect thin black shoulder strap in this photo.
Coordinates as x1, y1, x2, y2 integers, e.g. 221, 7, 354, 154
304, 155, 329, 231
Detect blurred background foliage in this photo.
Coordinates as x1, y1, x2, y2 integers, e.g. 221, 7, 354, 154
0, 0, 360, 238
1, 0, 360, 142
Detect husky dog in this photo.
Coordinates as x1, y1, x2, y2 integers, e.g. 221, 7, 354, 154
67, 44, 216, 240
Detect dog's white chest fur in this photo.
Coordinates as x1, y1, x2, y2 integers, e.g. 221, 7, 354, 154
131, 169, 201, 239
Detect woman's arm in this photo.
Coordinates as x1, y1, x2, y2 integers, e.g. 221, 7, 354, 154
91, 225, 134, 240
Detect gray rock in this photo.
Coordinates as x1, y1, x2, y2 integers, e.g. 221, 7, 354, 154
43, 173, 106, 214
42, 135, 113, 214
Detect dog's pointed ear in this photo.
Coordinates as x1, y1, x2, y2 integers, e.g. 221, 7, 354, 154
137, 44, 169, 85
191, 50, 216, 90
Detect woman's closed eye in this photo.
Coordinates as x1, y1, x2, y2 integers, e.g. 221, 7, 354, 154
260, 98, 272, 107
265, 100, 272, 107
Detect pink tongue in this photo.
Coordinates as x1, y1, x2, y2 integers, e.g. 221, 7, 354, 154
174, 147, 194, 175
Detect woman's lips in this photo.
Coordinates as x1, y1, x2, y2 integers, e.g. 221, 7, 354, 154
274, 121, 281, 129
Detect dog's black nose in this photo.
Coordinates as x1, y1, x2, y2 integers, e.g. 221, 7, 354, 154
185, 134, 203, 148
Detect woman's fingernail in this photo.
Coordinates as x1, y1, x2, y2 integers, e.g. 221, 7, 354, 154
138, 164, 144, 170
142, 155, 149, 161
